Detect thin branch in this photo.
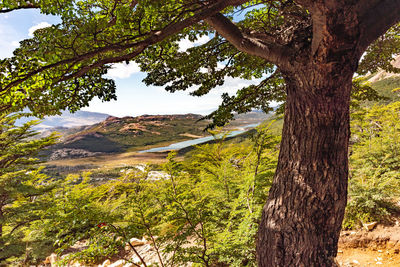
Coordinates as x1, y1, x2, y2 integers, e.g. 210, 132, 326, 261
108, 223, 146, 267
8, 218, 38, 236
137, 207, 164, 267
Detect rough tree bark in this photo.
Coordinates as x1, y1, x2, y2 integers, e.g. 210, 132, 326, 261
256, 66, 354, 266
251, 2, 361, 264
255, 1, 400, 265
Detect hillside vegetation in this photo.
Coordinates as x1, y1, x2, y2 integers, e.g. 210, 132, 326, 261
52, 114, 209, 154
1, 73, 400, 266
3, 92, 400, 266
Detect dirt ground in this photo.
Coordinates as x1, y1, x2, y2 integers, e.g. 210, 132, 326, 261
337, 248, 400, 266
47, 151, 171, 167
337, 223, 400, 266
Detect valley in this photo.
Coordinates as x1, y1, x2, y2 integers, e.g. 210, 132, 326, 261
44, 112, 269, 155
4, 68, 400, 267
40, 111, 270, 180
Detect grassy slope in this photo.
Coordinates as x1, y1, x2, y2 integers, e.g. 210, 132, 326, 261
368, 76, 400, 104
50, 111, 272, 154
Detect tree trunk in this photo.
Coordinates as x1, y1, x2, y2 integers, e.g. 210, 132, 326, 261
256, 66, 353, 266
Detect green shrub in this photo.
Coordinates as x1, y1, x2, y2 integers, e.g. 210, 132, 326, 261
344, 102, 400, 229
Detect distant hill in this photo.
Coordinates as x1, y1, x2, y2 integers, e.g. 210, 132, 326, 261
366, 55, 400, 104
229, 110, 272, 128
47, 111, 271, 159
18, 110, 111, 130
50, 114, 210, 156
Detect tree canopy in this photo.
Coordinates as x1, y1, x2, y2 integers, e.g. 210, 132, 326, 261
0, 1, 399, 120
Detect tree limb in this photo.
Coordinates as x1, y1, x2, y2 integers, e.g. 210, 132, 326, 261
357, 0, 400, 52
1, 0, 250, 93
8, 218, 38, 236
0, 4, 38, 13
204, 13, 293, 69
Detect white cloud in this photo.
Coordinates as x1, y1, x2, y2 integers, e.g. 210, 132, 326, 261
106, 62, 140, 79
11, 41, 19, 47
178, 35, 210, 52
210, 77, 257, 96
28, 22, 51, 37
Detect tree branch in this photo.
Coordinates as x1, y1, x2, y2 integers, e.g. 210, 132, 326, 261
0, 4, 38, 13
204, 13, 293, 69
8, 218, 38, 236
108, 223, 146, 267
1, 0, 250, 93
357, 0, 400, 52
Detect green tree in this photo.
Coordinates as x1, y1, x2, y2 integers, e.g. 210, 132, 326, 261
1, 1, 400, 265
0, 113, 57, 264
344, 102, 400, 228
188, 126, 279, 266
30, 172, 127, 265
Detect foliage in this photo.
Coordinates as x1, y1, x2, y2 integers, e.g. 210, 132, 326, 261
24, 125, 279, 266
368, 76, 400, 104
0, 113, 57, 265
147, 125, 279, 266
28, 172, 126, 265
357, 23, 400, 75
350, 77, 389, 109
0, 1, 398, 125
3, 103, 400, 263
1, 1, 400, 265
344, 102, 400, 229
57, 228, 125, 265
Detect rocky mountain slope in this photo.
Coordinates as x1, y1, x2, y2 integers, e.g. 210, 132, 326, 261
49, 114, 210, 157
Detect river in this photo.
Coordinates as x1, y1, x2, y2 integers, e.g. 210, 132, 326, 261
138, 123, 260, 153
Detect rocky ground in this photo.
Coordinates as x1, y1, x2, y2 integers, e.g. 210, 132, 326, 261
337, 222, 400, 266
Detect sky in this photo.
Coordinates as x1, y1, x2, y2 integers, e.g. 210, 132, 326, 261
0, 9, 260, 117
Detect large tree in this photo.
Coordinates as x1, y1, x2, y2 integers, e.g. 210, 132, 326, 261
1, 0, 400, 265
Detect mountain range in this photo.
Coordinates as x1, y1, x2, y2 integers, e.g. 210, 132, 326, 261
18, 110, 110, 130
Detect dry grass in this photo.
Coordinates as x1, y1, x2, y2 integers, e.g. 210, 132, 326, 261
47, 151, 173, 168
